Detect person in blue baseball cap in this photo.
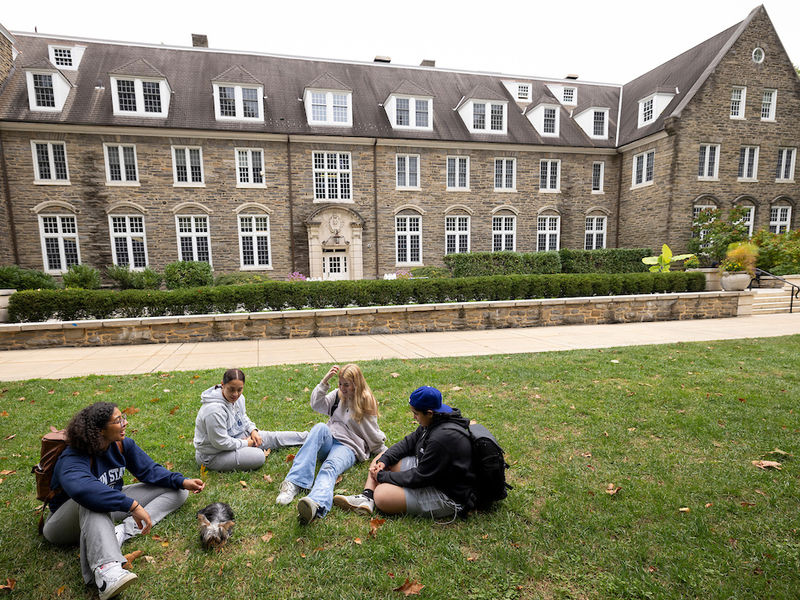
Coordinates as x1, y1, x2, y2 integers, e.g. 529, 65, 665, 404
334, 385, 475, 521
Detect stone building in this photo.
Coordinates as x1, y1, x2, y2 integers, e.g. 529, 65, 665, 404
0, 6, 796, 281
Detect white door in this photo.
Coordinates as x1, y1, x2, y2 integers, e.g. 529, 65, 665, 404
322, 248, 348, 280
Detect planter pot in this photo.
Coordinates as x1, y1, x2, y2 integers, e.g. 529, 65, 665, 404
720, 272, 751, 291
687, 267, 721, 291
0, 289, 15, 323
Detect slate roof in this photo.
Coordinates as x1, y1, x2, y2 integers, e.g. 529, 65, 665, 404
212, 65, 262, 86
109, 58, 166, 78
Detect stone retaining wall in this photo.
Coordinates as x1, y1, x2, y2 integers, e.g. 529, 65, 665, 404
0, 291, 748, 351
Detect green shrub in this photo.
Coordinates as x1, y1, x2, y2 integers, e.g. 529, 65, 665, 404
559, 248, 652, 273
409, 266, 451, 279
752, 229, 800, 275
213, 272, 272, 286
106, 265, 162, 290
0, 265, 58, 290
443, 251, 561, 277
163, 261, 213, 289
62, 264, 101, 289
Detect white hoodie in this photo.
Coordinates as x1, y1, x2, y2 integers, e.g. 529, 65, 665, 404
193, 385, 257, 459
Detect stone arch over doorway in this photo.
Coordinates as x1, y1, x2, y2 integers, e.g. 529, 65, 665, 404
305, 205, 365, 280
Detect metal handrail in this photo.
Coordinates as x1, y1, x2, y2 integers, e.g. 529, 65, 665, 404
749, 268, 799, 314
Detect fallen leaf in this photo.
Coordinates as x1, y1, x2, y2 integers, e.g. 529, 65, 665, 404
587, 464, 595, 472
122, 406, 139, 415
610, 359, 620, 364
768, 448, 790, 456
262, 396, 269, 401
303, 387, 310, 392
169, 406, 180, 415
239, 481, 248, 489
755, 489, 768, 497
122, 550, 143, 569
739, 398, 746, 403
705, 503, 713, 508
0, 578, 16, 591
200, 465, 208, 481
152, 534, 162, 541
679, 507, 690, 513
0, 470, 16, 476
217, 565, 223, 575
648, 565, 658, 573
161, 541, 169, 547
627, 427, 636, 432
369, 517, 386, 536
580, 452, 592, 458
336, 474, 343, 484
393, 578, 425, 596
267, 555, 275, 563
467, 556, 476, 562
390, 372, 400, 378
451, 386, 462, 391
300, 553, 306, 558
0, 412, 8, 417
2, 434, 14, 441
48, 389, 55, 394
163, 389, 171, 393
261, 532, 274, 543
144, 555, 155, 563
285, 397, 294, 402
354, 538, 362, 545
263, 448, 271, 459
741, 501, 755, 507
263, 474, 273, 483
605, 483, 620, 495
71, 391, 80, 396
56, 584, 66, 595
752, 460, 781, 470
285, 454, 295, 463
246, 562, 252, 568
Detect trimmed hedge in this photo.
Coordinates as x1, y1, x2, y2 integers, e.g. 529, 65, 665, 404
0, 265, 58, 290
8, 272, 706, 323
559, 248, 652, 273
443, 251, 561, 276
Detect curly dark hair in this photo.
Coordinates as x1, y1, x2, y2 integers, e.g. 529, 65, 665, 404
65, 402, 117, 456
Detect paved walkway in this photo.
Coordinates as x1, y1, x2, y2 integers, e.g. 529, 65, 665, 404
1, 313, 799, 381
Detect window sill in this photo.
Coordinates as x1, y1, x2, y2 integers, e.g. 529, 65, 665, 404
30, 106, 64, 113
697, 177, 719, 182
538, 189, 561, 194
729, 116, 746, 120
106, 181, 141, 187
236, 184, 267, 189
396, 186, 421, 191
775, 179, 795, 184
313, 198, 354, 203
396, 262, 423, 267
216, 116, 264, 123
736, 178, 758, 183
33, 180, 70, 186
446, 187, 470, 192
630, 181, 654, 190
113, 111, 168, 118
239, 265, 274, 271
493, 188, 517, 193
591, 190, 605, 195
173, 183, 206, 188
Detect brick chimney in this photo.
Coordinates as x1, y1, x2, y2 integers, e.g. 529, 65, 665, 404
420, 59, 435, 67
191, 34, 208, 48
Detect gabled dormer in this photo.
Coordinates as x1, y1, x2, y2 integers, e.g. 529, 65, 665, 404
456, 85, 508, 135
384, 80, 433, 131
23, 58, 72, 112
546, 84, 577, 106
211, 65, 264, 122
574, 106, 610, 139
501, 80, 532, 104
304, 73, 353, 127
637, 90, 674, 128
109, 58, 171, 118
526, 102, 561, 138
47, 44, 86, 71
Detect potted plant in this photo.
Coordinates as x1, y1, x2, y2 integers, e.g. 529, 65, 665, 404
720, 242, 758, 291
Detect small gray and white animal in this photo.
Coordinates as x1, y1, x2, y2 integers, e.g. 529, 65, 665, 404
197, 502, 235, 549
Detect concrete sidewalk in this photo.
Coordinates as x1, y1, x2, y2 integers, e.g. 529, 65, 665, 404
1, 313, 799, 381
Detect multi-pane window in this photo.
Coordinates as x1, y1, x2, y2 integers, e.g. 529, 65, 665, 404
396, 98, 410, 126
633, 150, 655, 186
761, 89, 776, 120
446, 156, 469, 190
642, 98, 654, 123
32, 142, 69, 183
112, 78, 167, 116
738, 205, 755, 237
33, 74, 55, 108
494, 158, 515, 190
219, 86, 236, 116
518, 84, 529, 101
591, 161, 604, 193
563, 88, 576, 104
537, 216, 560, 251
490, 104, 504, 131
770, 206, 791, 234
173, 147, 204, 185
215, 85, 261, 120
473, 103, 485, 129
236, 149, 264, 186
585, 216, 606, 250
307, 91, 352, 125
698, 144, 720, 179
395, 215, 422, 264
738, 146, 759, 180
415, 99, 429, 128
692, 204, 716, 244
176, 215, 211, 263
730, 86, 746, 119
242, 88, 259, 118
52, 48, 73, 67
332, 94, 348, 122
396, 154, 419, 189
539, 159, 560, 191
471, 102, 504, 132
105, 144, 138, 183
116, 79, 137, 111
109, 215, 147, 268
492, 215, 516, 252
312, 92, 327, 121
142, 82, 161, 113
776, 148, 796, 181
313, 151, 352, 200
593, 111, 606, 137
445, 216, 470, 254
543, 107, 557, 134
39, 215, 79, 272
239, 215, 271, 268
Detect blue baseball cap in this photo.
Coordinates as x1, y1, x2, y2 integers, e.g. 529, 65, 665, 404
409, 386, 453, 414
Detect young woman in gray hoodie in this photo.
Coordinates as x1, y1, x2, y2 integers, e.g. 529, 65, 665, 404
193, 368, 308, 471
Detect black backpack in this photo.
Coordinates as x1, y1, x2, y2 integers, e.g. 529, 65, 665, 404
447, 422, 512, 510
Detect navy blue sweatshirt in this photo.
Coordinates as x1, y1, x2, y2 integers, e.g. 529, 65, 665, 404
49, 438, 186, 514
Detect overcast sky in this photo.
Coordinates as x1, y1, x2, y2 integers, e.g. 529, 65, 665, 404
2, 0, 798, 84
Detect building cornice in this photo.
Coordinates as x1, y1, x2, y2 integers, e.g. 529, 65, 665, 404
617, 131, 669, 154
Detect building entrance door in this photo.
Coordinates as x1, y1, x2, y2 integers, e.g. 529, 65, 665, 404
322, 248, 348, 280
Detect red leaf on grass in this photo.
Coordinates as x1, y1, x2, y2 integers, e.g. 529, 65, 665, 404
169, 406, 180, 415
122, 550, 143, 569
0, 470, 16, 476
2, 434, 14, 441
0, 578, 16, 591
369, 517, 386, 536
122, 406, 139, 415
285, 454, 295, 463
393, 578, 424, 596
261, 532, 273, 543
56, 584, 66, 595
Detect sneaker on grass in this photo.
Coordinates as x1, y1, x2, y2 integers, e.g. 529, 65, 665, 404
297, 497, 319, 524
276, 480, 301, 505
333, 493, 374, 515
94, 561, 137, 600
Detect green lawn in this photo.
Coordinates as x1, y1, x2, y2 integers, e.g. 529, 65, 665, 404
1, 336, 799, 599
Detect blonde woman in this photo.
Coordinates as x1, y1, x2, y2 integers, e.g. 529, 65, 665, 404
275, 364, 386, 524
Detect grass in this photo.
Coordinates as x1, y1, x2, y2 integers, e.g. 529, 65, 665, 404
1, 336, 799, 599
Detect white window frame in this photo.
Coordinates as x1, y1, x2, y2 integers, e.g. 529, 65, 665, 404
31, 140, 70, 185
631, 149, 655, 188
494, 158, 516, 191
26, 70, 69, 112
542, 106, 559, 136
562, 87, 577, 105
213, 83, 264, 122
697, 144, 720, 181
108, 214, 148, 269
539, 159, 561, 192
639, 96, 654, 125
390, 96, 432, 130
591, 161, 604, 194
47, 45, 85, 70
738, 146, 759, 181
395, 154, 420, 190
313, 151, 352, 201
395, 214, 422, 266
584, 216, 606, 250
444, 215, 470, 255
761, 89, 777, 121
517, 84, 530, 101
305, 89, 353, 126
591, 110, 608, 138
776, 148, 796, 182
238, 214, 273, 269
692, 203, 717, 245
38, 214, 81, 274
175, 214, 212, 265
492, 215, 516, 252
737, 204, 755, 237
467, 100, 507, 134
235, 148, 266, 188
110, 77, 169, 118
730, 86, 746, 119
172, 146, 205, 187
103, 143, 139, 186
537, 215, 560, 252
770, 205, 791, 234
446, 156, 470, 191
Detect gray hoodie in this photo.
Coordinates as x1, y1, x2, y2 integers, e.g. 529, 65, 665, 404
193, 385, 257, 459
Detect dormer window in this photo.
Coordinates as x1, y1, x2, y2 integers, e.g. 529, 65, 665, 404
24, 67, 71, 112
386, 96, 432, 130
53, 48, 72, 67
526, 104, 560, 137
642, 98, 654, 123
461, 100, 507, 134
563, 87, 576, 105
574, 107, 609, 139
305, 89, 353, 126
213, 84, 263, 121
636, 92, 674, 128
47, 45, 85, 70
546, 84, 577, 106
34, 74, 55, 107
543, 107, 557, 134
110, 77, 170, 117
518, 84, 529, 101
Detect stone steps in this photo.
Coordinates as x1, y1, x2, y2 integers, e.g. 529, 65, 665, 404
751, 287, 797, 314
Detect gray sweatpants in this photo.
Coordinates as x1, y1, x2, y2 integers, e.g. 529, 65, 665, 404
43, 483, 188, 584
196, 429, 308, 472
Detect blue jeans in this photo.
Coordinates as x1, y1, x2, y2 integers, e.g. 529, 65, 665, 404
285, 423, 356, 518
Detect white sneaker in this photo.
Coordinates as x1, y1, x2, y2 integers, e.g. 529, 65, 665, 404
94, 562, 137, 600
333, 493, 374, 515
276, 480, 301, 505
297, 497, 319, 524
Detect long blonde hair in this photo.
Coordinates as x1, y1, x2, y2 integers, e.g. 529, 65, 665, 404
338, 363, 378, 423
